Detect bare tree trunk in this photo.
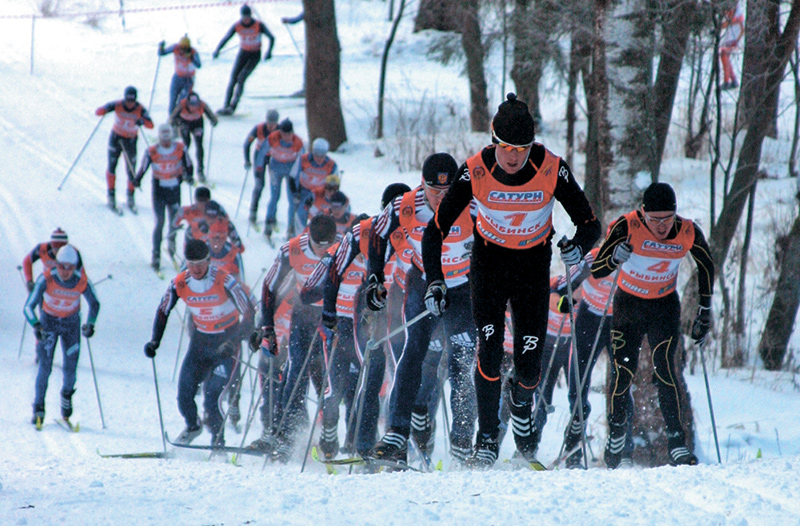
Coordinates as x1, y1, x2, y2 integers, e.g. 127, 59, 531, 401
461, 0, 490, 132
303, 0, 347, 149
759, 212, 800, 370
583, 0, 611, 222
789, 51, 800, 178
414, 0, 461, 32
604, 0, 655, 216
565, 22, 591, 167
376, 0, 407, 140
510, 0, 556, 125
652, 0, 696, 178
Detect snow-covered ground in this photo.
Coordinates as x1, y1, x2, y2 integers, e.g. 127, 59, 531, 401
1, 1, 800, 524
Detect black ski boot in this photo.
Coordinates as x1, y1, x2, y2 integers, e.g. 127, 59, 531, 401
107, 190, 118, 213
318, 425, 339, 460
60, 389, 75, 419
410, 408, 435, 455
667, 431, 698, 466
450, 435, 473, 464
367, 429, 408, 464
127, 191, 136, 213
247, 429, 276, 453
507, 378, 540, 462
175, 419, 202, 445
563, 417, 585, 469
465, 432, 499, 469
31, 403, 45, 428
604, 419, 630, 469
151, 253, 160, 272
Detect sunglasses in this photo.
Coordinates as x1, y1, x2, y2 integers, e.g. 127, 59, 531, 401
643, 212, 675, 226
492, 129, 533, 152
424, 183, 449, 196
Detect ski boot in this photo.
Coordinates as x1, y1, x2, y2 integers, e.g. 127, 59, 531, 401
197, 167, 207, 184
107, 190, 119, 213
217, 106, 234, 116
271, 434, 294, 463
60, 389, 75, 419
31, 404, 45, 430
604, 419, 630, 469
667, 431, 698, 466
247, 429, 276, 453
450, 435, 473, 465
465, 432, 499, 469
507, 378, 541, 462
410, 408, 435, 455
126, 191, 137, 213
563, 418, 586, 469
367, 429, 408, 464
318, 425, 339, 460
151, 253, 161, 272
174, 420, 202, 445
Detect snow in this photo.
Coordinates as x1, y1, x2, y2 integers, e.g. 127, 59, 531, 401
1, 1, 800, 524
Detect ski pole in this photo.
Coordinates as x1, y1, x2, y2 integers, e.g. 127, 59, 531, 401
365, 308, 430, 351
84, 337, 107, 429
698, 339, 722, 463
557, 268, 619, 463
301, 331, 339, 472
284, 23, 304, 60
18, 266, 30, 359
59, 115, 105, 191
262, 330, 320, 470
172, 306, 188, 382
205, 124, 214, 180
92, 274, 113, 287
235, 167, 252, 219
558, 235, 588, 470
151, 358, 167, 452
147, 53, 162, 114
348, 321, 375, 458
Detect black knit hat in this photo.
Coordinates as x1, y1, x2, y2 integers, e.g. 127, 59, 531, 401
381, 182, 411, 209
308, 214, 336, 246
642, 182, 677, 212
330, 191, 348, 206
195, 186, 211, 202
279, 119, 293, 133
51, 227, 69, 245
422, 153, 459, 187
491, 93, 535, 146
184, 239, 210, 261
241, 4, 252, 17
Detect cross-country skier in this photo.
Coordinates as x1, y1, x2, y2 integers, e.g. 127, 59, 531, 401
591, 182, 714, 468
24, 245, 100, 429
95, 86, 154, 213
422, 93, 601, 468
169, 91, 218, 183
134, 123, 194, 271
249, 214, 337, 461
143, 239, 254, 446
261, 119, 304, 242
291, 138, 339, 230
158, 35, 201, 115
21, 228, 83, 293
245, 109, 280, 226
307, 174, 341, 220
213, 4, 275, 115
366, 153, 478, 466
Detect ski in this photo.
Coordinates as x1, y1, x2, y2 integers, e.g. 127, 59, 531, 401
504, 452, 547, 471
311, 446, 338, 475
547, 437, 596, 470
109, 205, 123, 217
153, 267, 165, 280
34, 416, 43, 431
127, 204, 138, 215
54, 418, 80, 433
165, 433, 269, 457
314, 455, 422, 473
97, 449, 172, 459
249, 219, 262, 234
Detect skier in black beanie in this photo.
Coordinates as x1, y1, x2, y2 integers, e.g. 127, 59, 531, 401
422, 93, 601, 468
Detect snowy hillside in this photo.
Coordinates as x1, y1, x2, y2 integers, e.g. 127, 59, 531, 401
1, 1, 799, 524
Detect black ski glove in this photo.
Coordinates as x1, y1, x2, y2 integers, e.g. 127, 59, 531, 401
557, 295, 576, 314
81, 323, 95, 338
26, 280, 35, 293
691, 306, 711, 346
365, 274, 387, 311
424, 280, 448, 317
218, 340, 238, 357
321, 310, 337, 330
248, 328, 262, 352
144, 340, 159, 359
33, 322, 45, 341
259, 327, 278, 356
